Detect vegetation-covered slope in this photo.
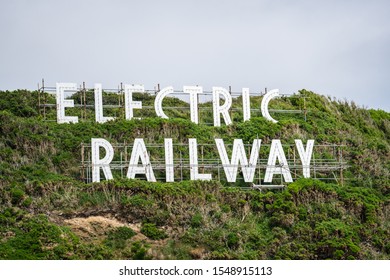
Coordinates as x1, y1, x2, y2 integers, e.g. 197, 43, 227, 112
0, 89, 389, 259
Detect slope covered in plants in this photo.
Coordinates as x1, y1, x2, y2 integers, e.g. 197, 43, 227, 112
0, 89, 389, 259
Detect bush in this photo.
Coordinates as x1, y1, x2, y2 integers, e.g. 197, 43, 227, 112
10, 187, 25, 205
226, 233, 240, 249
104, 227, 136, 249
131, 241, 150, 260
141, 223, 168, 240
190, 213, 203, 228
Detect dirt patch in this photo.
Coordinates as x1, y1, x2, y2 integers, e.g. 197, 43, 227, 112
63, 215, 170, 258
64, 216, 131, 239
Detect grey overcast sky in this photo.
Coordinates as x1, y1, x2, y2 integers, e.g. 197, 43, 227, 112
1, 0, 389, 111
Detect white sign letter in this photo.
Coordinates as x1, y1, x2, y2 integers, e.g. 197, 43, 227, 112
91, 138, 114, 182
183, 86, 202, 124
261, 89, 280, 123
264, 139, 293, 183
295, 139, 315, 178
215, 138, 261, 182
189, 138, 211, 180
94, 84, 114, 123
155, 86, 174, 119
242, 88, 251, 122
165, 138, 174, 182
56, 83, 78, 124
213, 87, 232, 126
127, 138, 156, 182
124, 84, 143, 120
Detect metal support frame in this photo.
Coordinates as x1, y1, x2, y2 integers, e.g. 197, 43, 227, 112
37, 82, 308, 123
80, 142, 348, 186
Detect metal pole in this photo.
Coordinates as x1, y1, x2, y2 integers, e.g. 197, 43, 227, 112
88, 147, 91, 183
180, 150, 183, 181
340, 145, 344, 186
197, 91, 200, 124
83, 82, 86, 120
281, 165, 283, 186
120, 151, 123, 179
218, 158, 220, 182
43, 78, 46, 119
229, 85, 232, 121
122, 82, 126, 118
124, 141, 127, 163
201, 145, 204, 173
37, 82, 41, 116
81, 143, 85, 182
119, 82, 123, 106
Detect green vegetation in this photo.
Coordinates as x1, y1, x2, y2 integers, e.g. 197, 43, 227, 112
141, 223, 168, 240
0, 89, 389, 259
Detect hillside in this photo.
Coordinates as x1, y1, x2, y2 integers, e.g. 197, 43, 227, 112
0, 88, 389, 259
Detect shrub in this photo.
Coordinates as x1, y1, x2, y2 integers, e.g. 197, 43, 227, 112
10, 187, 25, 205
226, 232, 240, 249
105, 227, 136, 249
190, 213, 203, 228
141, 223, 168, 240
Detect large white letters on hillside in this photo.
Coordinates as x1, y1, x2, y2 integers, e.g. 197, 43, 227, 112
95, 84, 114, 123
126, 138, 156, 182
216, 139, 261, 182
155, 86, 174, 119
124, 84, 144, 120
56, 83, 78, 124
295, 139, 315, 178
261, 89, 280, 123
184, 86, 202, 124
213, 87, 233, 127
164, 138, 174, 182
56, 82, 318, 184
55, 84, 282, 125
189, 138, 212, 181
264, 139, 293, 183
242, 88, 251, 122
91, 138, 114, 182
91, 138, 315, 183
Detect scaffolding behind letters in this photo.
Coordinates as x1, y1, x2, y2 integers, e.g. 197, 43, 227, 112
80, 142, 348, 189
